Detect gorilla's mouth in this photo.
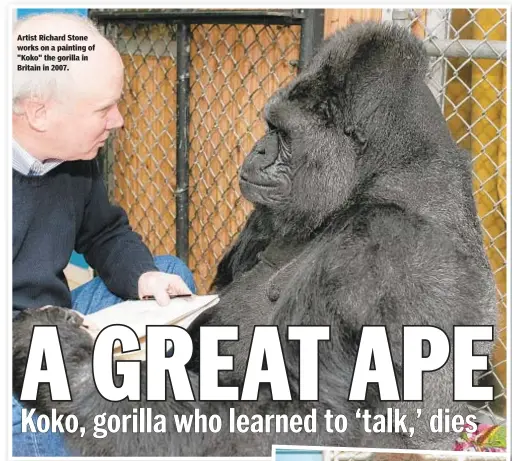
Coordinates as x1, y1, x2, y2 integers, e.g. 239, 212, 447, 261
239, 175, 291, 207
239, 175, 279, 190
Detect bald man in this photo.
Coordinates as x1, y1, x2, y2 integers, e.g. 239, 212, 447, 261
12, 13, 195, 456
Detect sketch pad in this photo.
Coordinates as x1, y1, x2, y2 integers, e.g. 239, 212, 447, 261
85, 295, 219, 360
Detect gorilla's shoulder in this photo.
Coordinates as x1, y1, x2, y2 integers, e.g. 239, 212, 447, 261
342, 202, 431, 239
325, 202, 459, 259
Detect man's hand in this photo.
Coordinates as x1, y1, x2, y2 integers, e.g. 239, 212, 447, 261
138, 271, 192, 306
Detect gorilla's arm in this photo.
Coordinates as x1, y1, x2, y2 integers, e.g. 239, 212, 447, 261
12, 308, 322, 456
211, 206, 275, 291
12, 206, 486, 454
12, 308, 198, 456
270, 206, 491, 449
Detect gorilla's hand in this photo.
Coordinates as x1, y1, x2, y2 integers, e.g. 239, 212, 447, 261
13, 306, 95, 412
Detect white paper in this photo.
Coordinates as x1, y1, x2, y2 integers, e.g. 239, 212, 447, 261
86, 294, 219, 341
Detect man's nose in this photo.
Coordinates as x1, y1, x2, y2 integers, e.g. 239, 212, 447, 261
106, 104, 124, 129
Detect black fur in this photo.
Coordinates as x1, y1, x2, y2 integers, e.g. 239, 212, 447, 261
13, 22, 496, 456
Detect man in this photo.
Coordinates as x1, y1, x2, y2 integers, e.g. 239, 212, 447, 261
12, 13, 195, 456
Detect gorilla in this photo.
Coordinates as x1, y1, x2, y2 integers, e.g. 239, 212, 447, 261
13, 22, 497, 456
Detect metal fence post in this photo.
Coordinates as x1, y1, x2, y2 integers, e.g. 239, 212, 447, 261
176, 23, 191, 263
391, 8, 411, 28
299, 9, 325, 71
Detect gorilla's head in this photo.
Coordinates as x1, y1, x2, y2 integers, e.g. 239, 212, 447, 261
240, 22, 456, 238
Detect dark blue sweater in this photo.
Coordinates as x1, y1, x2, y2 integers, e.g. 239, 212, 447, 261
13, 159, 157, 315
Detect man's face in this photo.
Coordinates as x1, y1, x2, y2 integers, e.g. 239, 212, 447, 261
44, 57, 125, 161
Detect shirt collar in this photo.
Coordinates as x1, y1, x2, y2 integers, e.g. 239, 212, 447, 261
12, 138, 63, 176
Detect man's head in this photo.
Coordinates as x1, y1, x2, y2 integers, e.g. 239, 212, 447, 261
13, 13, 124, 161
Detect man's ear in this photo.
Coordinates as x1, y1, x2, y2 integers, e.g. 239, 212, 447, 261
19, 98, 49, 132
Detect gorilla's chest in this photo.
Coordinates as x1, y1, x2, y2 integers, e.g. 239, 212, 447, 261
198, 239, 315, 379
224, 240, 311, 319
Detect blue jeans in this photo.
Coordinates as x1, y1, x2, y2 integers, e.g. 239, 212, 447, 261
13, 255, 195, 457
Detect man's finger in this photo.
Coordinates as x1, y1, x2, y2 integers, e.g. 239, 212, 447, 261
167, 277, 192, 296
154, 288, 171, 306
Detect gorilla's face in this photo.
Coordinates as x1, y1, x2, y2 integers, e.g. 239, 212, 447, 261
238, 23, 436, 237
238, 121, 292, 207
239, 89, 299, 207
239, 87, 357, 231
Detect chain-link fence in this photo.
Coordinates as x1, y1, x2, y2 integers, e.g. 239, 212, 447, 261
91, 9, 323, 294
90, 7, 507, 429
187, 21, 303, 289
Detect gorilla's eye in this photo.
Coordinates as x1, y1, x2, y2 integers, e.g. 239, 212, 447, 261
266, 121, 278, 133
265, 119, 291, 159
277, 130, 290, 146
277, 130, 291, 160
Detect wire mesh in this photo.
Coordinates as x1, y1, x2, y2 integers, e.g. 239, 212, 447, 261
96, 7, 506, 430
187, 23, 300, 293
100, 18, 300, 294
103, 21, 180, 258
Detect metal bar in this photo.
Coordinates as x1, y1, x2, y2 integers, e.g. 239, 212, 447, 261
391, 8, 410, 28
176, 23, 191, 263
389, 9, 506, 60
90, 9, 304, 25
299, 9, 325, 71
423, 38, 506, 59
424, 10, 451, 112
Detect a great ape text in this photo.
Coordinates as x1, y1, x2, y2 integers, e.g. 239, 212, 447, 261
20, 323, 491, 440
